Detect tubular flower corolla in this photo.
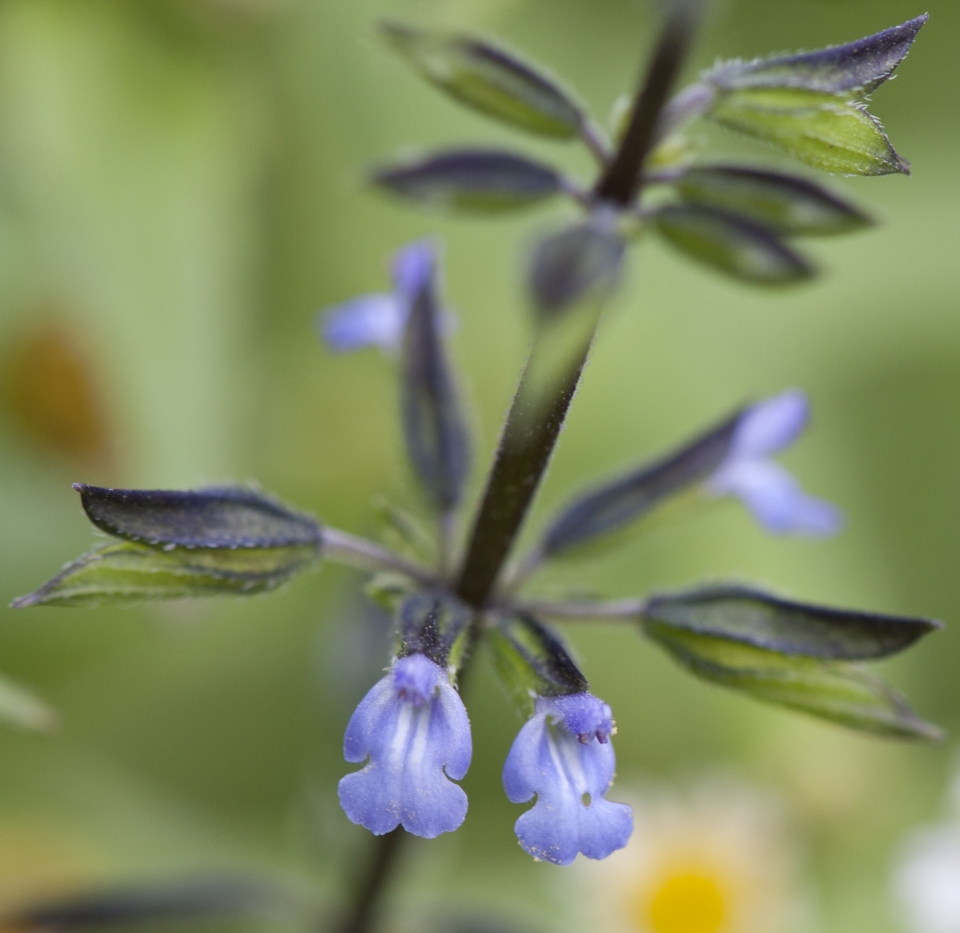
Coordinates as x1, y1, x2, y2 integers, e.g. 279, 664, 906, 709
707, 389, 842, 535
503, 692, 633, 866
319, 241, 436, 353
338, 652, 471, 838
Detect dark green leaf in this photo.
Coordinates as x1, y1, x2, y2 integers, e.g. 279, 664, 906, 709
644, 622, 941, 741
655, 204, 813, 284
373, 149, 562, 212
490, 613, 588, 709
75, 484, 321, 549
11, 539, 320, 607
529, 222, 625, 318
380, 21, 585, 138
400, 250, 471, 511
708, 87, 908, 176
644, 584, 941, 660
539, 407, 742, 558
398, 590, 473, 666
676, 165, 872, 235
709, 16, 927, 95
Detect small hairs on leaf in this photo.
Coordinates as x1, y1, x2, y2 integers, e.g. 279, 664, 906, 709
643, 584, 941, 660
379, 21, 586, 139
74, 484, 322, 549
708, 15, 928, 95
644, 621, 941, 741
708, 88, 909, 176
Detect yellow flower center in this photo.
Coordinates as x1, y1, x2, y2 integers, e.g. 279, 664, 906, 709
639, 871, 728, 933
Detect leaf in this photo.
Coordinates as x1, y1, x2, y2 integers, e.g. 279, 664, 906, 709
709, 87, 908, 176
709, 16, 928, 95
644, 622, 941, 741
490, 614, 588, 711
75, 484, 321, 549
400, 253, 471, 511
539, 408, 742, 558
373, 149, 562, 212
655, 205, 813, 284
0, 673, 57, 731
644, 584, 941, 660
676, 165, 872, 236
11, 539, 320, 608
529, 222, 625, 318
2, 877, 301, 931
380, 21, 585, 139
398, 590, 473, 666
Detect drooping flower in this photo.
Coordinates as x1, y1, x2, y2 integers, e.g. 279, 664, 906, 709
577, 779, 803, 933
502, 692, 633, 866
707, 389, 842, 536
338, 652, 472, 838
318, 241, 437, 353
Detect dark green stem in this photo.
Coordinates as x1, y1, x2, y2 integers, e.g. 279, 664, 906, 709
594, 1, 701, 205
455, 346, 589, 609
340, 828, 406, 933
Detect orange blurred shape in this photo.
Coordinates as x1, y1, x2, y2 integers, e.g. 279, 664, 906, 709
1, 320, 114, 470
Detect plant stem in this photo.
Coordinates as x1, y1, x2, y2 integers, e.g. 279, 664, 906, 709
594, 0, 701, 205
455, 345, 591, 609
340, 829, 406, 933
321, 527, 439, 586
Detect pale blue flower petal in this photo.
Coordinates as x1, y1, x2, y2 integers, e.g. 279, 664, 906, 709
319, 293, 405, 353
711, 458, 843, 536
730, 389, 809, 460
338, 654, 471, 838
503, 694, 632, 866
391, 240, 437, 301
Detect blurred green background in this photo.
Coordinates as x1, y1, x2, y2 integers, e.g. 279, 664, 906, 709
0, 0, 957, 930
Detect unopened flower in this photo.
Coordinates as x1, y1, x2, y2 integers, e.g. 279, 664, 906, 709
503, 692, 633, 866
708, 389, 842, 536
338, 652, 471, 838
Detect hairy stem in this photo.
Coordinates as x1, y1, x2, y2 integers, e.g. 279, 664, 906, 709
321, 527, 439, 586
594, 1, 701, 205
455, 345, 590, 608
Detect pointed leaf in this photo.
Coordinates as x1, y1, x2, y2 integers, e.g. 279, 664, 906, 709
539, 408, 742, 557
11, 539, 320, 608
75, 484, 321, 549
380, 21, 586, 138
529, 223, 625, 318
490, 614, 588, 712
676, 166, 872, 235
709, 16, 927, 95
400, 253, 471, 511
373, 149, 562, 212
0, 673, 57, 731
398, 590, 473, 666
709, 87, 908, 176
644, 622, 941, 741
655, 204, 813, 284
644, 584, 941, 660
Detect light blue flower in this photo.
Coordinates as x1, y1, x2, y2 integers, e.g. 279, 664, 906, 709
338, 652, 472, 838
502, 692, 633, 866
707, 389, 843, 536
318, 241, 437, 353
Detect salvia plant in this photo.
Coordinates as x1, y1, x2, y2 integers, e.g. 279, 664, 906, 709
8, 4, 941, 933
